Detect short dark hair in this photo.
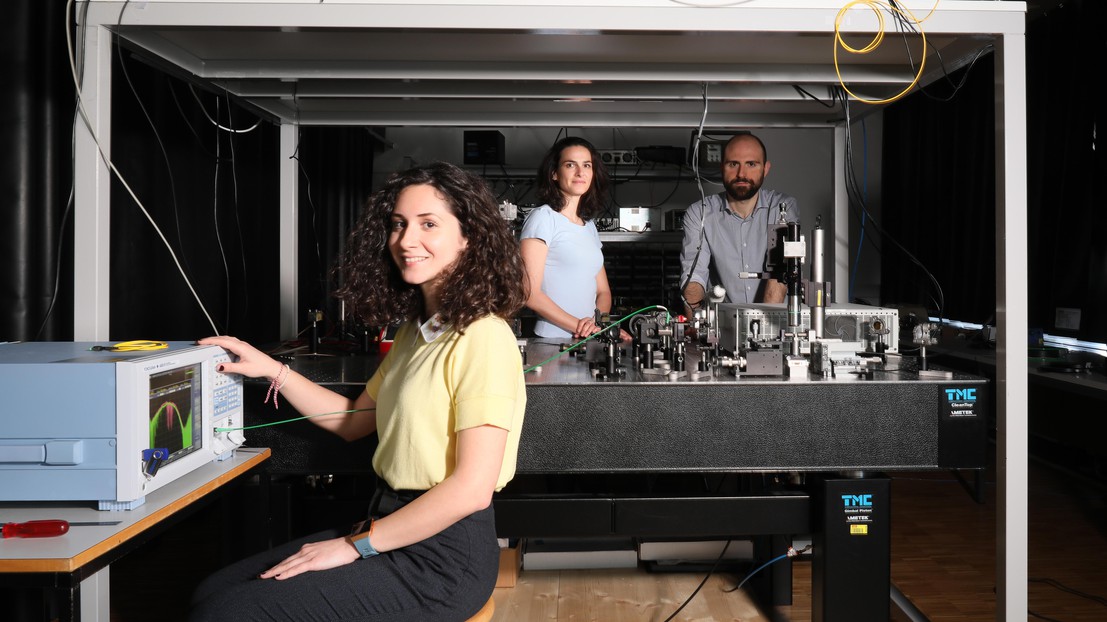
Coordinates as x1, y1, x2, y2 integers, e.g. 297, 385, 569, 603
725, 132, 768, 164
535, 136, 610, 221
333, 162, 527, 331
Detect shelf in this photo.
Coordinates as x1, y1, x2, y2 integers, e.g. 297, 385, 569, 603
599, 231, 682, 244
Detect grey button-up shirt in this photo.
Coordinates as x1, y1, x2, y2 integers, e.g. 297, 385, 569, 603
680, 190, 800, 303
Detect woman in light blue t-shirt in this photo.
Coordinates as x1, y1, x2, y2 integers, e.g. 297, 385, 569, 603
520, 137, 614, 339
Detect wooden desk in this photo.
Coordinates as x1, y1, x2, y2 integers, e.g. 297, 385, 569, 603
0, 448, 270, 622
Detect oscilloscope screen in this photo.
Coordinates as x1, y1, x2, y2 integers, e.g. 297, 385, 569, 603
148, 364, 203, 465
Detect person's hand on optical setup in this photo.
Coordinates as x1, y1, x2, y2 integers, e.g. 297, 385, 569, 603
572, 317, 599, 339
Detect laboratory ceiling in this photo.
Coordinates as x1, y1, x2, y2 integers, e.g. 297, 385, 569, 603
101, 1, 1017, 128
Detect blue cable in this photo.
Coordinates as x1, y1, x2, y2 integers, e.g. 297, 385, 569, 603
735, 553, 790, 590
849, 118, 868, 303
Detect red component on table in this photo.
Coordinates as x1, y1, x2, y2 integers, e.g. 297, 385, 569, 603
1, 519, 70, 538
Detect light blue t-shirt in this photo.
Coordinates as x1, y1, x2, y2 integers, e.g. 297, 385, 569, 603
520, 205, 604, 338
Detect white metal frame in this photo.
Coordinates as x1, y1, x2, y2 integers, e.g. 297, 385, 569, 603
74, 2, 1028, 617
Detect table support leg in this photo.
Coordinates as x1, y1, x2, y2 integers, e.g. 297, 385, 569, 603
812, 475, 891, 622
79, 567, 110, 622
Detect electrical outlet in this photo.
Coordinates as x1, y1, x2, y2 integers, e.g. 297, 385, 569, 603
598, 149, 639, 166
699, 140, 724, 165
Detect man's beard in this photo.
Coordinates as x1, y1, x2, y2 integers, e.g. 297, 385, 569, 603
725, 178, 760, 202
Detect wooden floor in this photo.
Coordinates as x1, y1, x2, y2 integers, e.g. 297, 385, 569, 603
489, 459, 1107, 621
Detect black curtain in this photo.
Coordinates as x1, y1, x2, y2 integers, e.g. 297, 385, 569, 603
293, 126, 378, 344
108, 70, 388, 345
2, 1, 381, 345
1, 0, 73, 341
880, 54, 996, 324
1026, 1, 1107, 343
108, 46, 281, 342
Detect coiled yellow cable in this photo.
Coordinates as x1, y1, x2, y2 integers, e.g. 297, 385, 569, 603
834, 0, 935, 105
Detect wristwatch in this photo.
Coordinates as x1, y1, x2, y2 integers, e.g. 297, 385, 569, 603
351, 535, 379, 558
350, 520, 379, 558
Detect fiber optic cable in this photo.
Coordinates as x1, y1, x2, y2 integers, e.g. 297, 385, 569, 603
523, 304, 671, 373
215, 408, 377, 433
833, 0, 928, 105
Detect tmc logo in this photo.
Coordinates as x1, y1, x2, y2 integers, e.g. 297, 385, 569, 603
945, 388, 977, 402
841, 494, 873, 508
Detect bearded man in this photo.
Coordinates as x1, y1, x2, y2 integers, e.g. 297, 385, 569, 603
680, 132, 800, 307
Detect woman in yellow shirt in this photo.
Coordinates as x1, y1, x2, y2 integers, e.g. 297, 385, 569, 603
192, 162, 527, 622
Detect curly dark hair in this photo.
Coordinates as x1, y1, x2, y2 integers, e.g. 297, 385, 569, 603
333, 162, 527, 331
535, 136, 610, 221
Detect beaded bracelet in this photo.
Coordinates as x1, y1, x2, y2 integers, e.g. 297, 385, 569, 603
264, 363, 290, 409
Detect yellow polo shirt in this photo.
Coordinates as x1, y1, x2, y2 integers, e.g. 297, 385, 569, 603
365, 315, 526, 492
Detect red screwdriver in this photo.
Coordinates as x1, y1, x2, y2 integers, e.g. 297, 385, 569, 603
1, 520, 71, 538
1, 519, 121, 538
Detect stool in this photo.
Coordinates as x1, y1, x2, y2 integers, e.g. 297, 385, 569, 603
465, 596, 495, 622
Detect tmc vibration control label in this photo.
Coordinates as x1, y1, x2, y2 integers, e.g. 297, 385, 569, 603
841, 493, 875, 535
943, 387, 979, 418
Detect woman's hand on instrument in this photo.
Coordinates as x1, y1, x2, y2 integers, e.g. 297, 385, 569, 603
573, 317, 599, 338
197, 336, 283, 380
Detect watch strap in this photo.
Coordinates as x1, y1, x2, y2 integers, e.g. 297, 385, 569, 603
351, 534, 379, 558
350, 519, 379, 558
